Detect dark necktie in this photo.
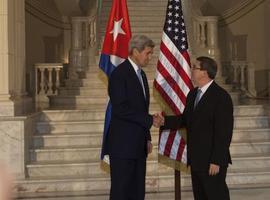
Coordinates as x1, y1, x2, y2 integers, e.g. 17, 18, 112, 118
137, 69, 146, 98
194, 89, 202, 108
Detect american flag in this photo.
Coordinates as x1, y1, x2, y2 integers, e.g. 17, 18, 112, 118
154, 0, 193, 163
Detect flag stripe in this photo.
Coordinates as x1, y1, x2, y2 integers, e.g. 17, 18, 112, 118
156, 60, 186, 111
164, 130, 177, 157
170, 131, 181, 160
154, 79, 182, 115
158, 129, 170, 154
161, 33, 192, 81
160, 41, 193, 90
176, 134, 186, 161
158, 51, 189, 100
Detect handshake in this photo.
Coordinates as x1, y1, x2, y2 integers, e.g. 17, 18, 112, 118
152, 113, 165, 128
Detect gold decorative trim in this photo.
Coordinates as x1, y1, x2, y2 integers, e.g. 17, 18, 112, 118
219, 0, 266, 27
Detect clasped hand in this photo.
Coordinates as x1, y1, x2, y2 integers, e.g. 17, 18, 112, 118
153, 113, 164, 128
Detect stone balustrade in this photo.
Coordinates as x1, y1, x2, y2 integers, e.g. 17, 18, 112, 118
193, 16, 219, 54
223, 61, 257, 97
35, 63, 63, 107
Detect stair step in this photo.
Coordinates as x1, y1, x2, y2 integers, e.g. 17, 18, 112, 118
234, 116, 269, 129
38, 105, 267, 122
16, 169, 270, 195
33, 127, 270, 149
49, 95, 160, 107
30, 140, 270, 163
29, 146, 158, 162
33, 133, 103, 148
27, 154, 270, 178
36, 114, 269, 136
36, 121, 106, 134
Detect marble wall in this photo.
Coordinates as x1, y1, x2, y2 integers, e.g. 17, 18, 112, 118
0, 113, 40, 179
218, 0, 269, 96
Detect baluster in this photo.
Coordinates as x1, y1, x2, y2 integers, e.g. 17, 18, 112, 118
90, 20, 95, 47
39, 68, 45, 95
240, 63, 246, 91
47, 68, 53, 95
35, 67, 38, 95
200, 21, 206, 47
93, 19, 96, 43
55, 67, 61, 95
232, 63, 238, 86
85, 21, 90, 49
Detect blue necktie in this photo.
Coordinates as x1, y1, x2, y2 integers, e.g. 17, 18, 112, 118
194, 89, 202, 108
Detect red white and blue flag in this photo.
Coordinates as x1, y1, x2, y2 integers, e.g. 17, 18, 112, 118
99, 0, 131, 160
154, 0, 193, 163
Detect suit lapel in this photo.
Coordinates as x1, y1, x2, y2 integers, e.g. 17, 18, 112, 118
126, 60, 148, 107
193, 81, 216, 112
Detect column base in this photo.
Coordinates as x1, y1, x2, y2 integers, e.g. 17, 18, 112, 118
0, 96, 33, 117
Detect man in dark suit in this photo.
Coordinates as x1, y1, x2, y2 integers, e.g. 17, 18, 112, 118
108, 35, 160, 200
160, 56, 234, 200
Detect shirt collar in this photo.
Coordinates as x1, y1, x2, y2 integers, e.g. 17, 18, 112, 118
199, 80, 214, 94
128, 57, 140, 73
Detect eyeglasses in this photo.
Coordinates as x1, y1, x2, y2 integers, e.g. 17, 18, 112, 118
191, 65, 202, 70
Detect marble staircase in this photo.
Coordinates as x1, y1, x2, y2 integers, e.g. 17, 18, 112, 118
15, 0, 270, 198
16, 101, 270, 198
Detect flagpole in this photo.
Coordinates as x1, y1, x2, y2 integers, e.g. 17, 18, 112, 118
175, 169, 181, 200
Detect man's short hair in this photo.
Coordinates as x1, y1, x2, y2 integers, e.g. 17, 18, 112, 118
128, 35, 155, 55
196, 56, 218, 79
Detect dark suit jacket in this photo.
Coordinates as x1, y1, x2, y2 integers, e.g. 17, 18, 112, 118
107, 59, 153, 159
163, 81, 234, 171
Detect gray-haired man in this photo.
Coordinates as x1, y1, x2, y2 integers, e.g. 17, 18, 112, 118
107, 35, 161, 200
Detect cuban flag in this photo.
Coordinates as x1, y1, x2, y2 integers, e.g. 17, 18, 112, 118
99, 0, 131, 160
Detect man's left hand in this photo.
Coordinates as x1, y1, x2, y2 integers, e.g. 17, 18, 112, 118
147, 141, 153, 154
209, 163, 220, 176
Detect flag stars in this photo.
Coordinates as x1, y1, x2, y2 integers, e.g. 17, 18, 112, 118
175, 21, 179, 25
181, 22, 185, 26
167, 19, 172, 24
174, 36, 179, 40
167, 27, 172, 32
175, 6, 180, 10
168, 12, 173, 17
175, 13, 180, 18
168, 5, 173, 9
181, 44, 186, 49
174, 28, 179, 33
181, 37, 186, 42
181, 30, 185, 34
110, 18, 126, 41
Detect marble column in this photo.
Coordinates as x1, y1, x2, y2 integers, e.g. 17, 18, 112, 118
0, 0, 32, 116
206, 17, 222, 78
69, 17, 88, 78
71, 17, 83, 49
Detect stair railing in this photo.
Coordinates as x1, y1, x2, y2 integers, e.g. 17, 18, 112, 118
35, 63, 63, 108
192, 16, 219, 58
223, 61, 257, 97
